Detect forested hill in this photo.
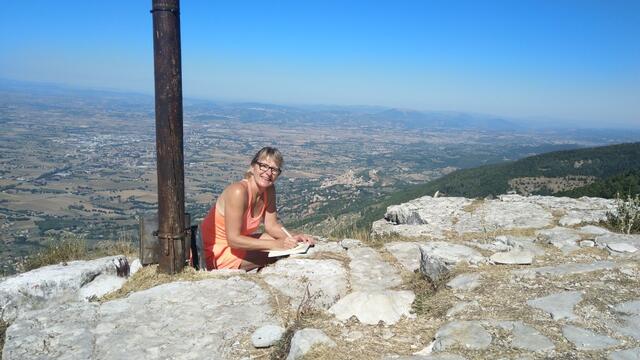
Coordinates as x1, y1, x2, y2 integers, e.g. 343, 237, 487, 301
346, 142, 640, 231
406, 141, 640, 197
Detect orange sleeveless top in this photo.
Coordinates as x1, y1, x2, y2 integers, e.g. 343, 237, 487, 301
201, 179, 269, 270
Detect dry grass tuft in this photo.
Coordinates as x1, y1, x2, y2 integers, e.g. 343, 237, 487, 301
405, 266, 460, 318
99, 265, 219, 302
15, 231, 138, 274
462, 198, 485, 213
92, 239, 137, 258
18, 233, 88, 272
269, 284, 320, 360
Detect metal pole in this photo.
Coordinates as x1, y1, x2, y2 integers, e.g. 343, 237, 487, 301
151, 0, 185, 274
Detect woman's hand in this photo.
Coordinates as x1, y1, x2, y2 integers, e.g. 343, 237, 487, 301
293, 233, 316, 245
279, 236, 298, 249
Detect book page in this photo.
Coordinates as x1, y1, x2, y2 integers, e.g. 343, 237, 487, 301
267, 243, 311, 257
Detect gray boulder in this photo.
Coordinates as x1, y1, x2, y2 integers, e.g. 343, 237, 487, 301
535, 227, 581, 254
252, 324, 285, 348
419, 242, 485, 283
77, 273, 127, 301
0, 255, 127, 322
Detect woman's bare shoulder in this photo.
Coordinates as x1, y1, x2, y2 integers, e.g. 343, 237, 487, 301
222, 181, 248, 201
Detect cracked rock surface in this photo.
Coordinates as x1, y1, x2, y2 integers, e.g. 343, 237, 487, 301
2, 194, 639, 359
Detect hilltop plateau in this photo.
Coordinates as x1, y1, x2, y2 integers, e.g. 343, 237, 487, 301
1, 193, 639, 359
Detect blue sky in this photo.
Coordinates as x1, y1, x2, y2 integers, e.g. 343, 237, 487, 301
1, 0, 639, 127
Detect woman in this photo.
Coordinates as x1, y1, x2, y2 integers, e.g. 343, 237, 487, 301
200, 147, 315, 270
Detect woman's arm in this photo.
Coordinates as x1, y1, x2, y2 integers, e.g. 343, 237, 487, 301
225, 183, 295, 250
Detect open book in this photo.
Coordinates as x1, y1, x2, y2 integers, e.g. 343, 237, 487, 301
268, 243, 311, 257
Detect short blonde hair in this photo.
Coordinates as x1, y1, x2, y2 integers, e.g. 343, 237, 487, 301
245, 147, 284, 178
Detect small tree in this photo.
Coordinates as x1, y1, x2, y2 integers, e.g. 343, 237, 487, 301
606, 193, 640, 234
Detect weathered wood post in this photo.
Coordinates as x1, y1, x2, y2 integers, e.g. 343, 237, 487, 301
151, 0, 185, 274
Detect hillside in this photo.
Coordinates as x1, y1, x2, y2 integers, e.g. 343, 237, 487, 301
329, 142, 640, 234
557, 169, 640, 198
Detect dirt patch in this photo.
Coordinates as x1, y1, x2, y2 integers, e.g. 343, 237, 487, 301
462, 198, 485, 213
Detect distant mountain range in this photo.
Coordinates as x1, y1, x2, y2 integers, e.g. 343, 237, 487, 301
5, 78, 639, 132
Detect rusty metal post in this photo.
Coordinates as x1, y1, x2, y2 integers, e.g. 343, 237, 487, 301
151, 0, 185, 274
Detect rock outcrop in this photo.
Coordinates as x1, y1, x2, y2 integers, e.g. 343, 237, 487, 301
2, 194, 638, 359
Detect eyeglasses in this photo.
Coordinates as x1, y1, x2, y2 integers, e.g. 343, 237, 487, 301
256, 161, 282, 175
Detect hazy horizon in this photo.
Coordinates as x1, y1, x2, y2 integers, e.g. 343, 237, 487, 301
1, 1, 639, 128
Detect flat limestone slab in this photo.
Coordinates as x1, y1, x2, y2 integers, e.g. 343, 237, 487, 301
348, 247, 402, 291
527, 291, 583, 320
455, 200, 553, 234
610, 314, 640, 340
430, 321, 492, 351
595, 233, 640, 257
492, 235, 545, 256
329, 290, 415, 325
483, 320, 555, 352
562, 325, 620, 350
384, 354, 468, 360
490, 250, 534, 265
614, 300, 640, 315
513, 261, 616, 279
446, 273, 481, 291
446, 301, 478, 318
536, 227, 581, 254
95, 278, 278, 359
3, 301, 97, 360
608, 347, 640, 360
261, 258, 348, 309
385, 241, 422, 272
0, 255, 126, 322
5, 277, 278, 360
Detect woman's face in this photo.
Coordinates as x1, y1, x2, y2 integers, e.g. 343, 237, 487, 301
251, 156, 282, 188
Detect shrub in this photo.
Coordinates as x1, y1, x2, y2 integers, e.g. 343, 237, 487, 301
605, 193, 640, 234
